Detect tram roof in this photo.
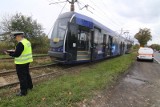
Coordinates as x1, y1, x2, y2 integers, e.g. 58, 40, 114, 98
58, 12, 117, 36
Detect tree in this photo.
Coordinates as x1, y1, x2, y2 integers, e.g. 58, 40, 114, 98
150, 44, 160, 50
0, 14, 12, 32
132, 44, 140, 50
0, 13, 49, 54
0, 13, 44, 38
134, 28, 152, 47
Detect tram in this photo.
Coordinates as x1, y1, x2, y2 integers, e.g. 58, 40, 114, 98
48, 12, 132, 64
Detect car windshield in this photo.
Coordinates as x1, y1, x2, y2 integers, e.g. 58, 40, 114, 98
51, 18, 69, 41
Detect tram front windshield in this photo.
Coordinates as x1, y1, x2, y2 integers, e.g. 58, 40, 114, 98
51, 18, 69, 47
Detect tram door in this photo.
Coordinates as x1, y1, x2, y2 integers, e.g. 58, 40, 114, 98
107, 36, 113, 56
76, 28, 91, 61
66, 23, 78, 61
91, 30, 97, 61
103, 34, 107, 57
120, 42, 123, 55
120, 42, 124, 55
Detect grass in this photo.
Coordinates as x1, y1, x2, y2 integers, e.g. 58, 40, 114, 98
0, 53, 136, 107
0, 55, 8, 58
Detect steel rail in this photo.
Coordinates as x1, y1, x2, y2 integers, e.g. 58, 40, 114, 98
0, 71, 60, 89
0, 65, 76, 89
0, 54, 49, 60
0, 63, 57, 76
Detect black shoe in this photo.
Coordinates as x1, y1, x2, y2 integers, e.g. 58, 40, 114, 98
16, 91, 27, 96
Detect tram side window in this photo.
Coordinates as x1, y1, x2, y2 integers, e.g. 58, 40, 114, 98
105, 34, 108, 44
98, 33, 103, 44
94, 29, 102, 44
78, 30, 89, 50
79, 32, 87, 41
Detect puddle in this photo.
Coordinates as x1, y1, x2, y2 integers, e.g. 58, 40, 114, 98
130, 69, 144, 79
124, 77, 146, 85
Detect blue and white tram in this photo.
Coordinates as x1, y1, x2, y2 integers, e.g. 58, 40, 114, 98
48, 12, 131, 64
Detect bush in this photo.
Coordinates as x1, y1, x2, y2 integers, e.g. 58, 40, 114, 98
0, 35, 50, 55
0, 41, 15, 55
132, 44, 140, 49
150, 44, 160, 51
29, 36, 50, 54
33, 47, 49, 54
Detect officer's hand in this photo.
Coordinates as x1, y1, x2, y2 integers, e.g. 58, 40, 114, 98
4, 51, 9, 55
6, 50, 15, 53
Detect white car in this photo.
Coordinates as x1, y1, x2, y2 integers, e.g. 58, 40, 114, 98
137, 47, 154, 62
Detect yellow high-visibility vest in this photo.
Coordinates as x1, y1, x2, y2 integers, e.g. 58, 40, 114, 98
14, 38, 33, 64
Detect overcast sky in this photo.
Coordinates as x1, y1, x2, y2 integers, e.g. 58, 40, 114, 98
0, 0, 159, 45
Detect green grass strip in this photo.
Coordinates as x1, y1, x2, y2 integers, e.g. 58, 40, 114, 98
0, 55, 8, 58
0, 53, 136, 107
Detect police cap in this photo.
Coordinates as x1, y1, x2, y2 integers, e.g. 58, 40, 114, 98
11, 31, 24, 37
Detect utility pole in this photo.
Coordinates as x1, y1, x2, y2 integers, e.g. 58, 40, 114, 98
124, 31, 129, 40
120, 28, 123, 37
67, 0, 77, 11
70, 0, 75, 11
49, 0, 93, 12
119, 28, 130, 40
50, 0, 77, 12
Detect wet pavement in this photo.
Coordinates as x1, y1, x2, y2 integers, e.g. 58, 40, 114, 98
88, 60, 160, 107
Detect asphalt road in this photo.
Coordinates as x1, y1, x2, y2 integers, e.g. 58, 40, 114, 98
154, 52, 160, 63
88, 57, 160, 107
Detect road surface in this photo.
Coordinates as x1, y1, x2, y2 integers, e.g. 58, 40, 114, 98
154, 52, 160, 63
88, 56, 160, 107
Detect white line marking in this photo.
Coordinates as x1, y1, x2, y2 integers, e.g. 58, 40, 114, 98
154, 58, 160, 64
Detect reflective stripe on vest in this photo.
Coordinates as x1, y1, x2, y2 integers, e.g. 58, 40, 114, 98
14, 39, 33, 64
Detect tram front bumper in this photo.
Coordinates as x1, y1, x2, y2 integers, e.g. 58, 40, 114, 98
48, 51, 64, 58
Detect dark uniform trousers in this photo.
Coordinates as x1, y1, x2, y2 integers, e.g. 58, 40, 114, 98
16, 63, 33, 94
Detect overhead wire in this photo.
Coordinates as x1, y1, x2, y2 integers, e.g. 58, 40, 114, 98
47, 1, 68, 36
47, 0, 123, 36
58, 1, 68, 16
94, 1, 121, 26
84, 0, 122, 29
77, 0, 117, 29
101, 0, 125, 26
101, 0, 134, 36
83, 0, 132, 37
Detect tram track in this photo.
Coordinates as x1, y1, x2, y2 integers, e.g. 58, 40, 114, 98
0, 54, 48, 60
0, 63, 59, 88
0, 70, 60, 89
0, 62, 92, 89
0, 57, 111, 90
0, 55, 52, 70
0, 55, 49, 62
0, 63, 57, 76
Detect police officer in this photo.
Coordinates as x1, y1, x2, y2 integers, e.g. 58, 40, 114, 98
5, 32, 33, 96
